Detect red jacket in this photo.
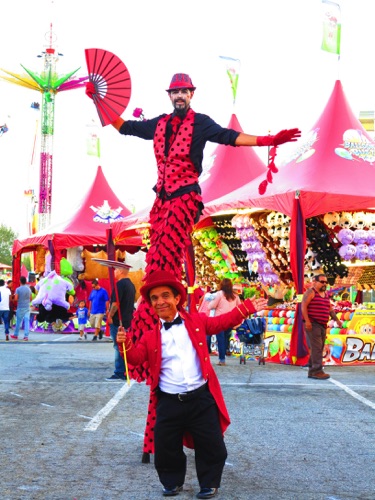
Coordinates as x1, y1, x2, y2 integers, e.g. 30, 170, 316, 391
120, 299, 256, 447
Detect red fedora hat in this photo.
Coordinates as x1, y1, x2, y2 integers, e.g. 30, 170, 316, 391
140, 271, 187, 305
166, 73, 196, 92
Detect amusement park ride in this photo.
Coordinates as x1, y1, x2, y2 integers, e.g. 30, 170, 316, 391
0, 24, 88, 232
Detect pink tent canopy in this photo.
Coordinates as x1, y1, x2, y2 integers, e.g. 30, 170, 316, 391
200, 113, 267, 204
12, 166, 141, 284
13, 165, 134, 254
203, 80, 375, 219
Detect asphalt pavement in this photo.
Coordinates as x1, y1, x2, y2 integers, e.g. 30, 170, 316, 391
0, 330, 374, 500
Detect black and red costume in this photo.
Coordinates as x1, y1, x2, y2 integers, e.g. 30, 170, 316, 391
118, 109, 241, 456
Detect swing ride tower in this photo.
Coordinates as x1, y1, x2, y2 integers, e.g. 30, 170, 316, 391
0, 24, 87, 231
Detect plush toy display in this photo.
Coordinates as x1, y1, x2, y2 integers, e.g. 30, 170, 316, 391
35, 247, 47, 274
67, 246, 84, 272
333, 211, 375, 263
60, 257, 73, 277
32, 270, 74, 311
306, 217, 348, 278
79, 249, 109, 280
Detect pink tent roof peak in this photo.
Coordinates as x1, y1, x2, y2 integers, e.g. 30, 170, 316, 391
203, 80, 375, 219
13, 166, 133, 253
200, 113, 267, 204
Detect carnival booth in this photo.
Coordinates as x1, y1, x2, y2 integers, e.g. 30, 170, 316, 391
200, 80, 375, 366
12, 166, 145, 332
12, 166, 143, 278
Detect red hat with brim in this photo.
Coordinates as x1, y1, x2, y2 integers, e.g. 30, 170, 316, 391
140, 271, 187, 306
166, 73, 196, 92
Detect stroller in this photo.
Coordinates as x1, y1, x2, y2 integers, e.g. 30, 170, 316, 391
236, 317, 266, 365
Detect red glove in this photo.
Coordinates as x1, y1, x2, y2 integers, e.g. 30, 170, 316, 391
257, 128, 301, 147
85, 81, 96, 99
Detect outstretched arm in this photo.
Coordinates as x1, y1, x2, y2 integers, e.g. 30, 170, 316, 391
235, 128, 301, 147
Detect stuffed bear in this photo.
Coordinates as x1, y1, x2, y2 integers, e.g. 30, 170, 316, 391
337, 228, 354, 245
338, 244, 356, 261
35, 247, 47, 274
323, 212, 340, 229
78, 249, 108, 280
67, 246, 84, 272
339, 212, 354, 230
352, 211, 370, 230
356, 244, 369, 260
353, 229, 368, 245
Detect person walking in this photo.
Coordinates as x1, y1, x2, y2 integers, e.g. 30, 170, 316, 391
116, 271, 267, 499
208, 279, 241, 366
88, 280, 109, 341
106, 263, 135, 381
72, 300, 89, 340
11, 276, 32, 341
0, 278, 12, 341
301, 274, 342, 380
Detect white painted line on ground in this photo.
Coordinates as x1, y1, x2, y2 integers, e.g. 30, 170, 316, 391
10, 392, 23, 397
329, 378, 375, 410
38, 336, 67, 345
40, 403, 54, 407
84, 380, 135, 431
128, 430, 145, 438
221, 382, 375, 388
77, 414, 93, 420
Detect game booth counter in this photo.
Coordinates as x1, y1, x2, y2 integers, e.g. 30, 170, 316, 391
255, 304, 375, 366
205, 300, 375, 367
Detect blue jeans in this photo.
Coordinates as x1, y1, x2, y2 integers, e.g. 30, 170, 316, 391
0, 310, 10, 334
14, 307, 30, 337
216, 328, 232, 362
109, 323, 125, 378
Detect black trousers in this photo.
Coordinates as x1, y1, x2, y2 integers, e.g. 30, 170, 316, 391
154, 388, 227, 489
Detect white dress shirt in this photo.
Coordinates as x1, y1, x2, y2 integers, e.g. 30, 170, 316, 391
159, 315, 206, 394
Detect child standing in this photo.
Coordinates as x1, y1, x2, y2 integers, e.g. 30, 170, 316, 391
74, 300, 89, 340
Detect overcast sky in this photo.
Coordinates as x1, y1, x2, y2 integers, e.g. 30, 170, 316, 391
0, 0, 374, 237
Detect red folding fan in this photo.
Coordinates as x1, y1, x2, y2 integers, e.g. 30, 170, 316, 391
85, 48, 132, 126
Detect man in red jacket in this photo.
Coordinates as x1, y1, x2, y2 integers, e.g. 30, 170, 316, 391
117, 271, 267, 499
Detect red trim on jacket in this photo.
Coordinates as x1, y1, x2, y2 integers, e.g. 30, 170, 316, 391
120, 299, 256, 448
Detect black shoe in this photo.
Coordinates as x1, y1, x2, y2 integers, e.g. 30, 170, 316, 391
105, 374, 126, 381
162, 485, 183, 496
196, 488, 218, 499
98, 331, 103, 340
92, 336, 98, 341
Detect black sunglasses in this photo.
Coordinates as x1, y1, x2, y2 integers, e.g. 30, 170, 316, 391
318, 280, 328, 284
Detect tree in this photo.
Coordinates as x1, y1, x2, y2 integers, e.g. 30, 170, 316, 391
0, 224, 18, 265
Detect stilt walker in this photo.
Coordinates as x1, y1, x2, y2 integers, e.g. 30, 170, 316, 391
85, 48, 301, 463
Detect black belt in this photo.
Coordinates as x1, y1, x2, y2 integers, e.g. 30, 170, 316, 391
158, 382, 208, 402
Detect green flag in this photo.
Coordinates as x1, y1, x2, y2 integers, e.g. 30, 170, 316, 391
219, 56, 241, 103
87, 126, 100, 157
321, 0, 341, 55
